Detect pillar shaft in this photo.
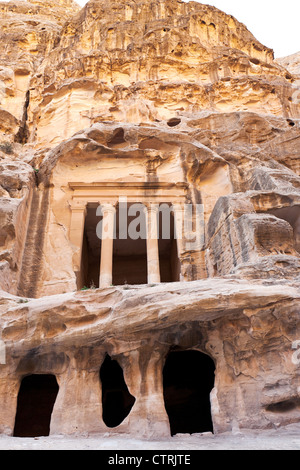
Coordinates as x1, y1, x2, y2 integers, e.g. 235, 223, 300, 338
99, 204, 116, 288
146, 205, 161, 284
173, 204, 184, 281
173, 204, 184, 256
69, 201, 87, 275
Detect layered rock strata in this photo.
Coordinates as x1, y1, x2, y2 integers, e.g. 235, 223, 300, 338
0, 0, 299, 439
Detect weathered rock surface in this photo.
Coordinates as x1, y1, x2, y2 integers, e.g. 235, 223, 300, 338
277, 52, 300, 78
0, 0, 299, 441
26, 0, 300, 149
0, 279, 300, 436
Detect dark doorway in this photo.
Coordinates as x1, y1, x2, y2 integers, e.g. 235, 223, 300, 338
81, 203, 101, 289
13, 374, 59, 437
163, 350, 215, 436
113, 204, 148, 285
100, 355, 136, 428
158, 209, 180, 282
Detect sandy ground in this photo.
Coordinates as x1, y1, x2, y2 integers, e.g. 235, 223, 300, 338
0, 424, 299, 450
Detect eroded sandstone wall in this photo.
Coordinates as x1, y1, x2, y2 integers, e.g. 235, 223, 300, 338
0, 0, 299, 439
0, 280, 299, 436
0, 1, 299, 299
24, 0, 300, 148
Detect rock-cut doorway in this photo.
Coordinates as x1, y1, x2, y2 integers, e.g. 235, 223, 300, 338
13, 374, 59, 437
163, 349, 215, 436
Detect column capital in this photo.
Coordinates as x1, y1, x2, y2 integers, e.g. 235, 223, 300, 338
172, 202, 184, 212
69, 200, 87, 213
98, 201, 117, 213
143, 202, 160, 212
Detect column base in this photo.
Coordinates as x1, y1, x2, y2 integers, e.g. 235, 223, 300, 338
99, 273, 113, 288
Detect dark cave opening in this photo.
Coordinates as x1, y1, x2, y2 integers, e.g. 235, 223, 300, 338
13, 374, 59, 437
167, 118, 181, 127
100, 355, 136, 428
163, 350, 215, 436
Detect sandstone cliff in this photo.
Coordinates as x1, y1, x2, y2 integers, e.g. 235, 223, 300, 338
277, 52, 300, 78
0, 0, 299, 440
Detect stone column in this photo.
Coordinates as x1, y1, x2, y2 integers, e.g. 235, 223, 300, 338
116, 347, 170, 438
173, 203, 184, 255
146, 204, 161, 284
99, 203, 116, 288
0, 374, 19, 435
173, 203, 185, 281
50, 354, 105, 435
69, 200, 87, 278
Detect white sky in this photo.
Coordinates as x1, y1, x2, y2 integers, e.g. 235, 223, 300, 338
75, 0, 300, 58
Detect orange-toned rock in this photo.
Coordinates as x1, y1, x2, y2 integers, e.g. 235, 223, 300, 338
0, 0, 299, 441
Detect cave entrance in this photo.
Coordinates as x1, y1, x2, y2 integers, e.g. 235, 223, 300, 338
13, 374, 59, 437
100, 354, 136, 428
163, 350, 215, 436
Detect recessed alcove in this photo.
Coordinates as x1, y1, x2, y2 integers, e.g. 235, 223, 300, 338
268, 205, 300, 253
158, 209, 180, 282
81, 202, 180, 287
167, 118, 181, 127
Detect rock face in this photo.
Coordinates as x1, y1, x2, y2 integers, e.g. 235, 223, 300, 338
27, 0, 299, 149
277, 52, 300, 78
0, 0, 299, 439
